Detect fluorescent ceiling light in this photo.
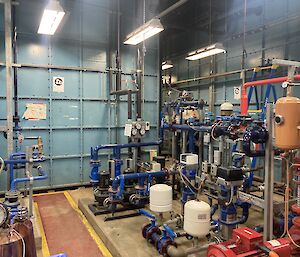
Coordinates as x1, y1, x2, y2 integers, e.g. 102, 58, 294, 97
186, 43, 226, 61
162, 61, 173, 70
38, 0, 65, 35
124, 18, 164, 45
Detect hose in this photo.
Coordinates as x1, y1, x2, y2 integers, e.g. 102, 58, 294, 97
225, 186, 234, 206
12, 228, 25, 257
0, 156, 4, 174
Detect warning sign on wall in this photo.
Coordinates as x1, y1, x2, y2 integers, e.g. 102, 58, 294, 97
53, 76, 64, 92
233, 86, 241, 100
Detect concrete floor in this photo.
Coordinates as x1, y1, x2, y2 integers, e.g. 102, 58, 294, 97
32, 187, 278, 257
76, 187, 267, 257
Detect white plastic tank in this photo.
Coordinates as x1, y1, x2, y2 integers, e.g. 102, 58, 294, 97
184, 200, 211, 237
150, 184, 172, 212
220, 102, 233, 116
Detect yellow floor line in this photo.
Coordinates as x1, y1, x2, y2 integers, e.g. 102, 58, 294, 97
63, 191, 112, 257
34, 202, 51, 257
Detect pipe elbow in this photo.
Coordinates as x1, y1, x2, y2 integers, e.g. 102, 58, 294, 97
167, 245, 185, 257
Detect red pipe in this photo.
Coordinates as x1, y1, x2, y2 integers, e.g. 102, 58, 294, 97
241, 75, 300, 115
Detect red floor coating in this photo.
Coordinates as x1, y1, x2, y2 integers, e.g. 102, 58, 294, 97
34, 193, 104, 257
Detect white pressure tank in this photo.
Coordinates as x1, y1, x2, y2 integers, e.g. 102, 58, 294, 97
150, 184, 172, 213
184, 200, 211, 237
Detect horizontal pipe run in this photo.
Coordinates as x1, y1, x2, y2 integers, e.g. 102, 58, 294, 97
163, 123, 212, 133
112, 171, 165, 191
93, 140, 162, 154
156, 0, 189, 19
110, 89, 138, 96
11, 167, 47, 191
0, 62, 158, 77
243, 75, 300, 88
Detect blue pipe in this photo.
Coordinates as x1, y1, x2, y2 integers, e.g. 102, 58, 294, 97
219, 202, 250, 226
139, 209, 157, 220
90, 124, 165, 183
11, 167, 47, 191
188, 131, 195, 153
242, 125, 268, 157
162, 123, 211, 133
112, 171, 165, 198
163, 224, 177, 241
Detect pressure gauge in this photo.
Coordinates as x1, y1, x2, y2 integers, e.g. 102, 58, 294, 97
140, 128, 146, 136
0, 204, 9, 227
132, 128, 138, 136
135, 123, 142, 130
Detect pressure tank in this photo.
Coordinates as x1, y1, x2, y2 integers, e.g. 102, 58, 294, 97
220, 102, 233, 116
184, 200, 210, 238
149, 184, 172, 212
275, 96, 300, 150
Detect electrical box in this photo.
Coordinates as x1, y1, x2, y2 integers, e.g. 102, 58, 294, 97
203, 133, 211, 144
151, 162, 161, 172
214, 150, 222, 165
180, 153, 198, 165
202, 161, 210, 173
211, 164, 218, 177
124, 120, 150, 139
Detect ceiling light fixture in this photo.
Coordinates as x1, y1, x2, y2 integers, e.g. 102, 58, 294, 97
38, 0, 65, 35
186, 43, 226, 61
124, 18, 164, 45
162, 61, 174, 70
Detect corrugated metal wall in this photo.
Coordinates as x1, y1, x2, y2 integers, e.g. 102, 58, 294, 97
0, 0, 159, 191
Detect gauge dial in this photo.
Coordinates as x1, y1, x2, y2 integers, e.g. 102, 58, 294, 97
135, 123, 142, 130
0, 204, 8, 227
140, 128, 146, 135
132, 128, 138, 136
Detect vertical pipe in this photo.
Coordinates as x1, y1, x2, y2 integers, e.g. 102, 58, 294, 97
172, 132, 177, 160
26, 147, 33, 217
12, 5, 18, 130
263, 104, 274, 241
128, 91, 132, 157
4, 0, 13, 190
136, 47, 143, 119
128, 90, 132, 120
182, 131, 187, 154
116, 0, 121, 92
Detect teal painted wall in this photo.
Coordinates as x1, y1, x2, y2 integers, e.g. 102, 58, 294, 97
0, 0, 159, 191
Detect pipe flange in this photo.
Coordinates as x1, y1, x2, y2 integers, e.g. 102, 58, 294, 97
160, 239, 177, 256
142, 223, 152, 239
146, 226, 161, 243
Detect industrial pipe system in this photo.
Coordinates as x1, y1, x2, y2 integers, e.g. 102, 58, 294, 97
241, 74, 300, 115
10, 166, 47, 191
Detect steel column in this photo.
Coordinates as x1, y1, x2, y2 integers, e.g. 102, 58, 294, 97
263, 104, 274, 241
